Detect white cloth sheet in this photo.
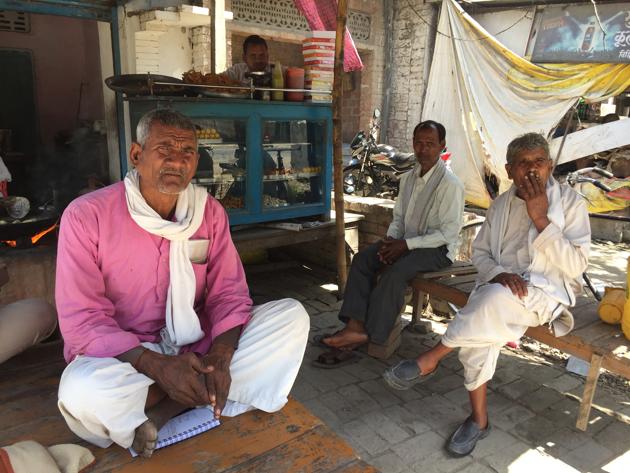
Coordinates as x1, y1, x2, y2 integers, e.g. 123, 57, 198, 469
57, 298, 309, 448
423, 0, 630, 208
124, 169, 208, 348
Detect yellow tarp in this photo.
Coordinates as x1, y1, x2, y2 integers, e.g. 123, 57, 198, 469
422, 0, 630, 208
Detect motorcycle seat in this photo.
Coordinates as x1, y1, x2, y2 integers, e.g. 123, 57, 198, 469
391, 152, 415, 165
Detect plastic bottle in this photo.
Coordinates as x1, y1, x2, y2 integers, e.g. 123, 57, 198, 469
285, 67, 305, 101
272, 63, 284, 101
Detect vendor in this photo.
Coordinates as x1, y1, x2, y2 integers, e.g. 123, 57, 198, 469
222, 35, 284, 85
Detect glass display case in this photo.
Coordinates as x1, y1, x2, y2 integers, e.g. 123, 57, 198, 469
126, 97, 332, 225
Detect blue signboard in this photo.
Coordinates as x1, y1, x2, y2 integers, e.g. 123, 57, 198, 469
532, 3, 630, 63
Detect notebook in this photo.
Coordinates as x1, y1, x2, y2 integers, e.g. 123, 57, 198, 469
129, 407, 220, 457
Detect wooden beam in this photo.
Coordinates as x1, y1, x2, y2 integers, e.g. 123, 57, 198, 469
333, 0, 349, 296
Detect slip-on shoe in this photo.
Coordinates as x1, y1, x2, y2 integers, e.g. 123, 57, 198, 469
447, 416, 491, 456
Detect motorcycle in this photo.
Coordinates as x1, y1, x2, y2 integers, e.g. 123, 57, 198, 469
343, 109, 415, 198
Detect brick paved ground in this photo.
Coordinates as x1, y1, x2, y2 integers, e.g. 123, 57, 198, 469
248, 241, 630, 473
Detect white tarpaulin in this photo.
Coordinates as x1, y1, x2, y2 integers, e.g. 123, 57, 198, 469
422, 0, 630, 208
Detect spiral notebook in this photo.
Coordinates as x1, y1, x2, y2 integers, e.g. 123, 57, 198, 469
129, 407, 220, 457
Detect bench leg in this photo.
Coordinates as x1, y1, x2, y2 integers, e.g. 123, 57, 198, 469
576, 352, 604, 431
411, 289, 428, 325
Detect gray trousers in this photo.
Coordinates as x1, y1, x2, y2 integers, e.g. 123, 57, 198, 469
339, 243, 451, 343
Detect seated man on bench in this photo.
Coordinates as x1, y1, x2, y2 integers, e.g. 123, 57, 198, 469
383, 132, 590, 456
55, 109, 309, 458
316, 120, 464, 363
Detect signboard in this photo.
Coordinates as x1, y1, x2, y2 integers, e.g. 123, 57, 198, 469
532, 3, 630, 63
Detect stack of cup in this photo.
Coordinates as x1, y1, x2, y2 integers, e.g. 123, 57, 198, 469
303, 31, 334, 103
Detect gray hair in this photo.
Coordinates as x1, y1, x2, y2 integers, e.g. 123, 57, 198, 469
136, 109, 196, 147
506, 133, 550, 165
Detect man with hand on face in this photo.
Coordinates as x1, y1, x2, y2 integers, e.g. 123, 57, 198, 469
315, 121, 464, 363
383, 133, 590, 457
55, 109, 309, 457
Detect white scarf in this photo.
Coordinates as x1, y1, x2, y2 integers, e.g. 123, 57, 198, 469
402, 159, 447, 239
124, 169, 208, 347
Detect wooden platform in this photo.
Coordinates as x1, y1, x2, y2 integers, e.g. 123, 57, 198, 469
232, 212, 364, 253
0, 342, 377, 473
410, 264, 630, 431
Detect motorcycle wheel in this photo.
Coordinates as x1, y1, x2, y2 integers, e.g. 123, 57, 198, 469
343, 169, 382, 197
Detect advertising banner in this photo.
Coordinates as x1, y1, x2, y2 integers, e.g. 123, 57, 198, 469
532, 3, 630, 63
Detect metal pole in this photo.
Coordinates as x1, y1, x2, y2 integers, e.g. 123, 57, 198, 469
333, 0, 348, 297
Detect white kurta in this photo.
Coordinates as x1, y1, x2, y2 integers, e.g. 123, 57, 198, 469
57, 298, 309, 448
387, 163, 464, 261
442, 180, 590, 391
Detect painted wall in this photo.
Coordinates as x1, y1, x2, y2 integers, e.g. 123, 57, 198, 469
0, 13, 104, 148
158, 27, 193, 78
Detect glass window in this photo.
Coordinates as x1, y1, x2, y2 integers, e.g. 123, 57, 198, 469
260, 120, 325, 208
192, 118, 247, 210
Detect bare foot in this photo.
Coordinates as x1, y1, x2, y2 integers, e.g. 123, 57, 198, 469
322, 328, 369, 351
416, 354, 438, 376
132, 419, 158, 458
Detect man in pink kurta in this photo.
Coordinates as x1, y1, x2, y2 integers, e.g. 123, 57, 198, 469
56, 182, 251, 362
56, 109, 309, 457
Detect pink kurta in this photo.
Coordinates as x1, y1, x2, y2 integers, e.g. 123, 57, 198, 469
56, 182, 252, 363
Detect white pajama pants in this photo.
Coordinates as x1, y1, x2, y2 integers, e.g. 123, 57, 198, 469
57, 298, 309, 448
441, 284, 559, 392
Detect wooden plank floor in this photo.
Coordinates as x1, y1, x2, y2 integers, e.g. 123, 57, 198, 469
0, 342, 378, 473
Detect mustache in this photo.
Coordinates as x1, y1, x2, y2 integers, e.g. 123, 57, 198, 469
159, 168, 185, 178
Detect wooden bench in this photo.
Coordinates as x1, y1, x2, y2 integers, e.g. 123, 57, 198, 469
409, 263, 630, 431
0, 341, 378, 472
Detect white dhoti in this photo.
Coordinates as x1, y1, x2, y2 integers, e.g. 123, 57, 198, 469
57, 298, 309, 448
441, 284, 560, 392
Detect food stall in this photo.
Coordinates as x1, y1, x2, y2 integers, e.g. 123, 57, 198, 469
125, 86, 332, 226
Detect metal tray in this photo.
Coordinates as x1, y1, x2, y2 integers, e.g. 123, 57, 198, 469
189, 88, 250, 99
105, 74, 187, 96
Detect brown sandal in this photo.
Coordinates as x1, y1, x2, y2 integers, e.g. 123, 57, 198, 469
311, 349, 360, 369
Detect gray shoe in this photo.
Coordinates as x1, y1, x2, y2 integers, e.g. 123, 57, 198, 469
382, 359, 436, 390
447, 416, 491, 456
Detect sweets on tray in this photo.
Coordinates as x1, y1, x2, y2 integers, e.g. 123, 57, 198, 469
182, 70, 243, 94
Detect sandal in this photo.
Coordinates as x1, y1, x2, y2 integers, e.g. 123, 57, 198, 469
311, 349, 360, 369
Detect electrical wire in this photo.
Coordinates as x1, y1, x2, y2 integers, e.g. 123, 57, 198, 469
405, 0, 535, 43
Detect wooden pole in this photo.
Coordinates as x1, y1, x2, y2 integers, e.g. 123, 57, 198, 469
333, 0, 348, 297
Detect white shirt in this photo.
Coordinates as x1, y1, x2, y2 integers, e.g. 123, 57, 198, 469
500, 196, 532, 276
387, 162, 465, 261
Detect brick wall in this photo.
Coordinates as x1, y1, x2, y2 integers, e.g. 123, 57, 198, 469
342, 70, 362, 142
385, 1, 437, 151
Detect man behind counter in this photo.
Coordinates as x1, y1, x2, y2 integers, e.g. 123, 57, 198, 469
223, 35, 284, 85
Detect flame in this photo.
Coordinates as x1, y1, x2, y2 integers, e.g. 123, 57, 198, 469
31, 223, 58, 244
2, 223, 57, 248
